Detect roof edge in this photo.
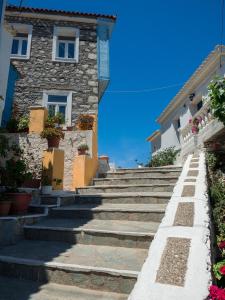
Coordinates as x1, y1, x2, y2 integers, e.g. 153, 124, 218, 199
157, 45, 225, 124
147, 130, 161, 142
6, 5, 117, 21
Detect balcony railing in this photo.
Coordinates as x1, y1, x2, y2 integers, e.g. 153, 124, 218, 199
180, 101, 213, 145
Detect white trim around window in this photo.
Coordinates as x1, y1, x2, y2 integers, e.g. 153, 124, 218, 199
43, 90, 73, 126
52, 26, 80, 63
10, 23, 33, 60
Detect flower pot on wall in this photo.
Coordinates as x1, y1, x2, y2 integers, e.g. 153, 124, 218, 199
0, 201, 11, 216
47, 137, 60, 148
41, 185, 52, 194
7, 193, 32, 215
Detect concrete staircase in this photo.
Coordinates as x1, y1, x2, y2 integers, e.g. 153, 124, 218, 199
0, 166, 181, 299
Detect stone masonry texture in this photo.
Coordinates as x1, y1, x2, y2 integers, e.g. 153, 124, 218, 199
3, 131, 91, 190
5, 15, 99, 123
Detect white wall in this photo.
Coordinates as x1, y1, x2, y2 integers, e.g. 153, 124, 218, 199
0, 0, 12, 122
155, 58, 225, 154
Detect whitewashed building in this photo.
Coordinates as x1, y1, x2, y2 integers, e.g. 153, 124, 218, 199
148, 45, 225, 158
0, 0, 12, 122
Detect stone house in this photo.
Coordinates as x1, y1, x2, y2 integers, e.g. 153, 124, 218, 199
147, 45, 225, 159
3, 5, 116, 126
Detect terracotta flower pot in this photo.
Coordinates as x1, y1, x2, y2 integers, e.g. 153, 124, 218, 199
47, 137, 60, 148
7, 193, 32, 215
0, 201, 11, 216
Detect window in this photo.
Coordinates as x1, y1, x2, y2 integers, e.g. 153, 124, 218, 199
43, 91, 72, 125
11, 33, 28, 56
57, 36, 76, 59
53, 27, 79, 62
10, 24, 32, 59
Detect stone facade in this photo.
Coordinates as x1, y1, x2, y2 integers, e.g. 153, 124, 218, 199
5, 15, 99, 123
3, 131, 93, 190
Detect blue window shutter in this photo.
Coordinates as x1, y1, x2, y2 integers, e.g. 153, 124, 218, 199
0, 0, 3, 23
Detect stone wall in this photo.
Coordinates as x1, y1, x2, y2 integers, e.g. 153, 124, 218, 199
5, 15, 99, 123
3, 130, 93, 190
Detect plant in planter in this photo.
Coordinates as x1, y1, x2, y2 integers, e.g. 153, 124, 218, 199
189, 117, 202, 134
0, 193, 11, 216
77, 144, 89, 155
0, 136, 32, 215
40, 127, 64, 148
76, 115, 94, 131
53, 178, 62, 186
1, 157, 32, 214
41, 174, 52, 194
17, 115, 29, 132
45, 113, 64, 128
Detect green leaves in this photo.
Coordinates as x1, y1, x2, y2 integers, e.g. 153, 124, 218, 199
208, 77, 225, 125
149, 147, 179, 167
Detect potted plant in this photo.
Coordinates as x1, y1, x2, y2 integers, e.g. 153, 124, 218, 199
0, 193, 11, 216
40, 127, 64, 148
77, 144, 89, 155
2, 158, 32, 214
41, 174, 52, 194
18, 115, 29, 133
76, 115, 94, 130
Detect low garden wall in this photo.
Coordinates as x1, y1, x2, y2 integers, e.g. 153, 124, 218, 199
2, 131, 93, 190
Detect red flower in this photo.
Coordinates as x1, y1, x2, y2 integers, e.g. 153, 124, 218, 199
220, 266, 225, 275
218, 241, 225, 249
209, 285, 225, 300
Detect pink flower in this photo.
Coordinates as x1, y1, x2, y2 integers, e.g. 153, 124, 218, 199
209, 285, 225, 300
218, 241, 225, 249
189, 118, 192, 124
220, 266, 225, 275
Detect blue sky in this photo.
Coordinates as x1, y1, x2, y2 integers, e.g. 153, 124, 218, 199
8, 0, 223, 167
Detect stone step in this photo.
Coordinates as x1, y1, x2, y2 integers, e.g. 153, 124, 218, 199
0, 277, 127, 300
112, 166, 182, 172
93, 175, 178, 186
41, 195, 75, 206
24, 218, 158, 249
77, 183, 175, 194
74, 192, 172, 205
49, 203, 166, 222
106, 169, 181, 179
0, 240, 145, 294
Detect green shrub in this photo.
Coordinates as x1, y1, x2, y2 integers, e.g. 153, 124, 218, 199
148, 147, 179, 167
208, 77, 225, 125
18, 116, 29, 132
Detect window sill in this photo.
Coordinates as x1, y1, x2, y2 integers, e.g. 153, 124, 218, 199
53, 58, 78, 64
10, 55, 30, 60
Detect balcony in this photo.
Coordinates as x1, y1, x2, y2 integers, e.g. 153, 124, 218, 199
180, 100, 224, 156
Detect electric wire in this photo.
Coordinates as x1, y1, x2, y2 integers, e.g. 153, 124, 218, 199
106, 83, 183, 94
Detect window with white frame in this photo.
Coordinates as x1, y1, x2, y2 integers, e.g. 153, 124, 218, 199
10, 24, 32, 59
43, 91, 72, 125
52, 26, 79, 62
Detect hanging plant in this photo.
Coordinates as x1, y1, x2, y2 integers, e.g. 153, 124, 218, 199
208, 76, 225, 125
